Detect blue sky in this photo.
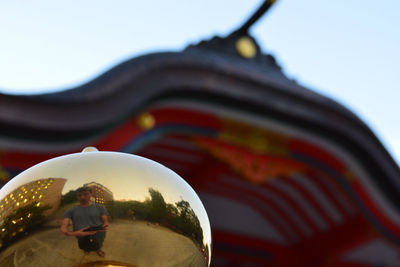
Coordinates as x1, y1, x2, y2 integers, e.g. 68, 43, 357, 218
0, 0, 399, 165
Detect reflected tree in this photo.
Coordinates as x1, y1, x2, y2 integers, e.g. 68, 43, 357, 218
0, 201, 51, 251
61, 190, 77, 205
175, 200, 203, 246
147, 188, 167, 222
105, 188, 205, 250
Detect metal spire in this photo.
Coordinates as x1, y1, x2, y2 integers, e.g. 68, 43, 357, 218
233, 0, 277, 35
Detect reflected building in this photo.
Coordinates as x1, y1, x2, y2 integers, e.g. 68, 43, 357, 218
0, 178, 66, 225
83, 182, 113, 204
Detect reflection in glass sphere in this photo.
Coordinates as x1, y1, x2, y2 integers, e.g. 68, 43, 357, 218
0, 150, 211, 267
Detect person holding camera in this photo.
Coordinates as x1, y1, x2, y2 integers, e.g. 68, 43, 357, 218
60, 186, 109, 257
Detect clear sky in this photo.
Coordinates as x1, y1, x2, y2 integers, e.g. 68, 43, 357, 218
0, 0, 399, 165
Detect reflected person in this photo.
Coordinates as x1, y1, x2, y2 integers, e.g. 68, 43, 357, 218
60, 186, 109, 257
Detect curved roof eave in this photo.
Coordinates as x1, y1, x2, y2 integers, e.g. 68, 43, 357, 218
0, 48, 398, 207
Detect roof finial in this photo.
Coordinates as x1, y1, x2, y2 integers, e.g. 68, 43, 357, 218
233, 0, 278, 35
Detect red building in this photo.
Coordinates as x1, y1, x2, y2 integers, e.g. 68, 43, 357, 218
0, 2, 399, 266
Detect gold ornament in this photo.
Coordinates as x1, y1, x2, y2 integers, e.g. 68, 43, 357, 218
235, 36, 257, 59
0, 148, 211, 266
136, 113, 156, 130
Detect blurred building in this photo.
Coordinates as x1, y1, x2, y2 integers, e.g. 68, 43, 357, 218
0, 3, 399, 266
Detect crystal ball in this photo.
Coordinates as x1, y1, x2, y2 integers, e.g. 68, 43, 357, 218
0, 149, 211, 267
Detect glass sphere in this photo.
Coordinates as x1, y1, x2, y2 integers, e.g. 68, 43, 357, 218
0, 149, 211, 267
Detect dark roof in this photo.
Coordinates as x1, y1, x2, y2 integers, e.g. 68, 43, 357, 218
0, 34, 399, 211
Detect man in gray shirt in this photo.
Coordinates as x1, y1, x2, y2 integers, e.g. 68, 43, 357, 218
60, 186, 109, 257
